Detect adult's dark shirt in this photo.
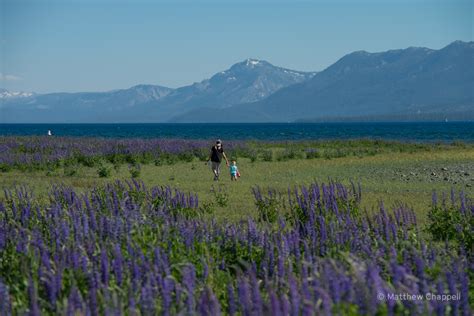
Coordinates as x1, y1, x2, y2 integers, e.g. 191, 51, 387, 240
210, 145, 224, 162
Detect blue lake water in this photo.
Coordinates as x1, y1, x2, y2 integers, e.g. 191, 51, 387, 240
0, 122, 473, 142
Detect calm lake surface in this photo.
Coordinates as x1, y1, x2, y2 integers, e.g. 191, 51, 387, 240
0, 122, 473, 142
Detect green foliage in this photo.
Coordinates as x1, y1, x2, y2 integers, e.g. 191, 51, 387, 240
113, 163, 121, 172
232, 146, 258, 162
332, 303, 361, 315
97, 165, 111, 178
129, 164, 141, 178
138, 152, 155, 164
178, 152, 195, 163
451, 140, 466, 148
0, 163, 12, 172
276, 148, 304, 161
211, 186, 229, 207
255, 194, 283, 223
248, 150, 258, 163
155, 152, 178, 165
426, 204, 473, 251
77, 154, 101, 167
285, 203, 307, 225
199, 201, 215, 215
63, 166, 77, 176
169, 206, 201, 219
305, 149, 321, 159
218, 240, 265, 271
261, 150, 273, 162
193, 148, 210, 161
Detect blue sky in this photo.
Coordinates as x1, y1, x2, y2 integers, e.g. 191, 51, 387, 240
1, 0, 472, 93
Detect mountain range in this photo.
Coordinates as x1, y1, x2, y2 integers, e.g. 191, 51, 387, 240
1, 41, 472, 123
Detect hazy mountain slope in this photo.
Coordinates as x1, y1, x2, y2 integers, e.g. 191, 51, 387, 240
172, 41, 473, 122
2, 41, 472, 123
0, 59, 315, 123
0, 85, 174, 123
134, 59, 316, 121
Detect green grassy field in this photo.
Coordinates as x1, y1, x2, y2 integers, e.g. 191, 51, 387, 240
1, 145, 472, 223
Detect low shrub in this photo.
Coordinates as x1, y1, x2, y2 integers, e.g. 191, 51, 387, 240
97, 165, 111, 178
129, 164, 141, 178
211, 185, 229, 207
261, 150, 273, 162
248, 150, 258, 163
178, 152, 195, 163
64, 166, 77, 177
276, 148, 303, 161
305, 148, 321, 159
252, 187, 283, 223
198, 201, 215, 215
427, 191, 473, 251
0, 163, 11, 172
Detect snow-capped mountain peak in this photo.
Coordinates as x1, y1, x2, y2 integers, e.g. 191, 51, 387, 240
246, 58, 261, 66
0, 89, 34, 99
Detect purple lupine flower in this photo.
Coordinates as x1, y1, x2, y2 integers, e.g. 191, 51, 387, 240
289, 275, 300, 315
227, 284, 236, 316
88, 287, 99, 316
432, 191, 438, 207
237, 277, 251, 316
128, 292, 137, 315
250, 269, 263, 315
174, 283, 183, 312
280, 294, 290, 316
198, 287, 221, 316
413, 255, 427, 293
302, 301, 314, 316
28, 277, 40, 316
459, 270, 470, 316
161, 276, 174, 316
139, 280, 156, 315
269, 290, 281, 316
182, 265, 196, 313
100, 249, 110, 286
277, 255, 285, 283
0, 281, 11, 316
314, 287, 332, 316
112, 244, 124, 285
434, 280, 445, 316
445, 271, 459, 315
66, 286, 85, 315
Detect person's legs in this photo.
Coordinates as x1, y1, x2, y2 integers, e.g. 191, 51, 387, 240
211, 161, 220, 180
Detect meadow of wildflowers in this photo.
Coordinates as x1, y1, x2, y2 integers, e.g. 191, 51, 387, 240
0, 179, 472, 315
0, 136, 458, 172
0, 137, 238, 171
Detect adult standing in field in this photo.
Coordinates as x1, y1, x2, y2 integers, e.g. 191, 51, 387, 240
207, 139, 229, 181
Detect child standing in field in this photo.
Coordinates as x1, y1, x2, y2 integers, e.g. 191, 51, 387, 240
229, 160, 239, 181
